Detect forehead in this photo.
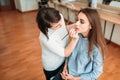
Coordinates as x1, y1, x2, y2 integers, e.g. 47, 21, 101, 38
77, 12, 88, 20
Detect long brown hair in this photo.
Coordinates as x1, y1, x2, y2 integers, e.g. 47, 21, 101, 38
79, 8, 106, 58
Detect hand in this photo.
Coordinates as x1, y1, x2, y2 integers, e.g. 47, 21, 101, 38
61, 71, 67, 80
69, 28, 79, 39
66, 74, 74, 80
66, 74, 81, 80
61, 66, 68, 80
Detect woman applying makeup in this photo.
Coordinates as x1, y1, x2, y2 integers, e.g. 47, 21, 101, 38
36, 8, 78, 80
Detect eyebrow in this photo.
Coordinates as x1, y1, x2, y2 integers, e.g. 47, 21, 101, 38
80, 19, 85, 22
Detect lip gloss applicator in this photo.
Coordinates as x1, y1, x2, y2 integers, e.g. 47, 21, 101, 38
61, 28, 79, 40
61, 33, 68, 40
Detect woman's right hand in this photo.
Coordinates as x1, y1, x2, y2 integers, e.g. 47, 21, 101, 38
69, 28, 79, 40
61, 69, 67, 80
61, 63, 68, 80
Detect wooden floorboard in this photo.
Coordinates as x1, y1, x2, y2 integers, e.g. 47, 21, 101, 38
0, 10, 120, 80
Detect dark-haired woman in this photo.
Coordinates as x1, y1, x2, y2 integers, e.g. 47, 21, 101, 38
36, 8, 78, 80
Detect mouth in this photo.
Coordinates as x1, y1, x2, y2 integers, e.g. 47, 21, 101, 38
75, 28, 79, 31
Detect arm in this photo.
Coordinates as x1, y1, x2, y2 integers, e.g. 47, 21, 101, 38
64, 22, 79, 57
66, 74, 81, 80
40, 30, 78, 57
61, 58, 81, 80
40, 33, 65, 57
60, 13, 78, 57
65, 49, 103, 80
64, 36, 78, 57
80, 50, 103, 80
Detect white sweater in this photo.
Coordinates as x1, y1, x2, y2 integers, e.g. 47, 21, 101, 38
39, 14, 68, 71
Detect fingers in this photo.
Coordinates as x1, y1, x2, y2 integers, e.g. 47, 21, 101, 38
69, 28, 78, 39
60, 72, 66, 80
61, 69, 69, 80
65, 74, 74, 80
64, 70, 68, 74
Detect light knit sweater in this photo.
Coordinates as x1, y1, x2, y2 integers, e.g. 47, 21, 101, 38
39, 14, 68, 71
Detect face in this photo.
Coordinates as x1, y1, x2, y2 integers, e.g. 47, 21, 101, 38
75, 12, 92, 37
50, 19, 62, 30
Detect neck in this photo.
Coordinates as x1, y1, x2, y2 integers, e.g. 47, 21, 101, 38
82, 32, 89, 38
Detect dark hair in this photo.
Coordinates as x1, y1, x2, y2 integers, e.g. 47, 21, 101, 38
79, 8, 106, 58
36, 8, 61, 38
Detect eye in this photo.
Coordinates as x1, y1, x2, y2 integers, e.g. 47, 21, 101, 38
80, 19, 85, 24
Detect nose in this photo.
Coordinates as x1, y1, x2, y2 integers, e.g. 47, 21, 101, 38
75, 21, 80, 28
58, 23, 62, 28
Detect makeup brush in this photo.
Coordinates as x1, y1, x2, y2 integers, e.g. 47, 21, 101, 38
61, 33, 68, 40
61, 27, 79, 40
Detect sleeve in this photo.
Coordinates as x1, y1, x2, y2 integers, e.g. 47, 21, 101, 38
80, 49, 103, 80
40, 33, 65, 57
65, 57, 69, 63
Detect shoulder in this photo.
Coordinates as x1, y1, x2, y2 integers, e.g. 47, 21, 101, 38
39, 32, 50, 42
39, 32, 47, 43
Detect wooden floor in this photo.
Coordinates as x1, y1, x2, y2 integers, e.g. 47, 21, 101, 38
0, 10, 120, 80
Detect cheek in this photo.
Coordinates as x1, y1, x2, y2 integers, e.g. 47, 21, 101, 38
77, 25, 90, 33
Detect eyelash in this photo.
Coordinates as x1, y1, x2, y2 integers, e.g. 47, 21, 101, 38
80, 20, 84, 24
76, 19, 85, 24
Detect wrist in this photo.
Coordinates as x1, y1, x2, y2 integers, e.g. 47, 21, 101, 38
71, 37, 79, 41
74, 76, 81, 80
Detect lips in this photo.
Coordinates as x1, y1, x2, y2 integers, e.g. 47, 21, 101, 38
75, 28, 79, 31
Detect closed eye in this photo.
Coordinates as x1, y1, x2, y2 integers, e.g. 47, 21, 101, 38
80, 19, 85, 24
